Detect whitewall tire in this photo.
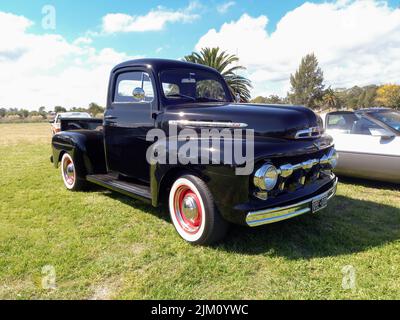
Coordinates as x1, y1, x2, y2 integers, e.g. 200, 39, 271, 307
169, 175, 228, 245
60, 153, 86, 191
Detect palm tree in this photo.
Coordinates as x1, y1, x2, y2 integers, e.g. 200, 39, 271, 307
322, 88, 340, 110
184, 47, 252, 102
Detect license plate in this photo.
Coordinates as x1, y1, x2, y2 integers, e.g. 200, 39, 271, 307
311, 194, 328, 213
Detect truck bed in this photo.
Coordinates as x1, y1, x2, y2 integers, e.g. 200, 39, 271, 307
60, 117, 103, 132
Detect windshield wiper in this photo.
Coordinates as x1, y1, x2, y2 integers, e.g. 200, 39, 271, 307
166, 93, 196, 101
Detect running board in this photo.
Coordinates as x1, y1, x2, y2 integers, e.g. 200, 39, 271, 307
87, 174, 152, 203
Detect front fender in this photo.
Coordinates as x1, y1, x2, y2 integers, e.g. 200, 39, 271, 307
147, 135, 251, 219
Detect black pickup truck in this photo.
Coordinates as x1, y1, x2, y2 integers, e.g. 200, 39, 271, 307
51, 58, 338, 245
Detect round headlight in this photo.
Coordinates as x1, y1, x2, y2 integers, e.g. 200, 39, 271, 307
254, 164, 279, 191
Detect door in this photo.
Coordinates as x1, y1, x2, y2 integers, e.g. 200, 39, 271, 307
104, 69, 157, 183
326, 113, 400, 182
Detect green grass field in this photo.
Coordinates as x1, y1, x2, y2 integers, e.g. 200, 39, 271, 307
0, 123, 399, 300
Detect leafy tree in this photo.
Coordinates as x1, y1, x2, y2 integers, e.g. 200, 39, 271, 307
357, 85, 378, 108
54, 106, 67, 113
38, 106, 47, 116
375, 84, 400, 109
70, 107, 88, 113
288, 53, 325, 109
20, 109, 29, 118
0, 108, 6, 118
251, 95, 286, 104
184, 47, 252, 102
88, 102, 105, 116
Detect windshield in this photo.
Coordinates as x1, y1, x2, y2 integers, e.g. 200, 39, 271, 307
160, 68, 232, 104
371, 110, 400, 132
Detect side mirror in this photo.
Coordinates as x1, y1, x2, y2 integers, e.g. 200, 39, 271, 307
132, 87, 145, 101
370, 128, 395, 139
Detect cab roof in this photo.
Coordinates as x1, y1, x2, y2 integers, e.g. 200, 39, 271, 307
112, 58, 219, 75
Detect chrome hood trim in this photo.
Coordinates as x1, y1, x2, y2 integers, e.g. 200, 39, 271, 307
168, 120, 248, 128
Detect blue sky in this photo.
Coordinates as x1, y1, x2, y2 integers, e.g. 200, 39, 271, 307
0, 0, 399, 109
1, 0, 341, 58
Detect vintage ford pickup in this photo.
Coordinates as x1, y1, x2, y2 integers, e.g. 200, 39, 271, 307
51, 59, 338, 245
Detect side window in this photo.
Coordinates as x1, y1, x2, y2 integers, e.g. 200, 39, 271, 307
350, 117, 381, 135
114, 71, 154, 103
326, 113, 357, 133
327, 115, 345, 129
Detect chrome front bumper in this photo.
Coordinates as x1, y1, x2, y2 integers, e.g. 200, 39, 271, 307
246, 178, 338, 227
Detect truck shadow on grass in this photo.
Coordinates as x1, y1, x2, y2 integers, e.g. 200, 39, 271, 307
96, 184, 399, 260
336, 176, 400, 191
221, 193, 400, 259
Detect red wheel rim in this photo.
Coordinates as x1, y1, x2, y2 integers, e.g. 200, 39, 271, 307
63, 157, 75, 186
173, 184, 202, 234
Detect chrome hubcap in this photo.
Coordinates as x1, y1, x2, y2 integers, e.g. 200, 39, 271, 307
66, 163, 74, 175
182, 195, 199, 221
63, 157, 75, 186
173, 185, 202, 234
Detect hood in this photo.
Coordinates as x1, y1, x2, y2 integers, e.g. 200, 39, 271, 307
162, 103, 321, 139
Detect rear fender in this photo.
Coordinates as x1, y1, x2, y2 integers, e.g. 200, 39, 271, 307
51, 131, 106, 176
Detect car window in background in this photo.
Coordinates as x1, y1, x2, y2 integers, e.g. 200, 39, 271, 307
350, 116, 382, 135
371, 111, 400, 132
59, 112, 91, 119
326, 113, 358, 132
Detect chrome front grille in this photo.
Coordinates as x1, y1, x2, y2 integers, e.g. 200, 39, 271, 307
253, 148, 337, 199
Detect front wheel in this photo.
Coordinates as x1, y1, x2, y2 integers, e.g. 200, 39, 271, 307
169, 175, 229, 245
60, 153, 86, 191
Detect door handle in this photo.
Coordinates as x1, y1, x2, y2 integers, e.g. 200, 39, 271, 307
104, 115, 117, 120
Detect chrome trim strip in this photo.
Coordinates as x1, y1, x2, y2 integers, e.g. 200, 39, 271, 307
295, 127, 323, 139
168, 120, 248, 128
246, 178, 338, 227
277, 148, 337, 177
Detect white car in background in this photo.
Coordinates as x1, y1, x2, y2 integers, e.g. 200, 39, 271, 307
50, 112, 91, 135
321, 108, 400, 183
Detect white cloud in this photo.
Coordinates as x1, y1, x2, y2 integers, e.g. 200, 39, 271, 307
102, 2, 201, 33
217, 1, 236, 14
0, 11, 140, 110
195, 0, 400, 98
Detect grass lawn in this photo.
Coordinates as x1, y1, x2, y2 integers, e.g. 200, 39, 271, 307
0, 122, 399, 300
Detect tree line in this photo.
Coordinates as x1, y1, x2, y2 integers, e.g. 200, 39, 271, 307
0, 103, 105, 121
185, 48, 400, 110
252, 53, 400, 110
1, 49, 399, 118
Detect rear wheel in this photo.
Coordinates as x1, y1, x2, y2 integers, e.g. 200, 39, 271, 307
169, 175, 228, 245
60, 153, 86, 191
